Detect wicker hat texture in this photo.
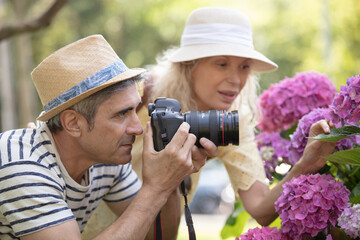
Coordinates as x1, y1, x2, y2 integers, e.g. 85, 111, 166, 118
32, 34, 146, 121
170, 7, 278, 72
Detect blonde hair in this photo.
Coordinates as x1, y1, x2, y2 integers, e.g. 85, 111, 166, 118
147, 48, 260, 123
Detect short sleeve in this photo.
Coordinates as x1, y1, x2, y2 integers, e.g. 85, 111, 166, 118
0, 161, 75, 237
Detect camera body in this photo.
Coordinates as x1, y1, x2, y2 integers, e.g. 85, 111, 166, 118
148, 97, 239, 151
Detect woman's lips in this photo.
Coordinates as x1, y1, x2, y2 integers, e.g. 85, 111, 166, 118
219, 90, 238, 102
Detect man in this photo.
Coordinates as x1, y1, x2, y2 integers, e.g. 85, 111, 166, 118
0, 35, 217, 239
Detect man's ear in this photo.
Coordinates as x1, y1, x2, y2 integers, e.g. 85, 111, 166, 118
60, 110, 86, 137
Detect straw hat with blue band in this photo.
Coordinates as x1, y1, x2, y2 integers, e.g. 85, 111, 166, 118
32, 34, 146, 121
170, 7, 278, 72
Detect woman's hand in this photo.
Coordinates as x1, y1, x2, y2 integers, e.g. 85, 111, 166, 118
296, 119, 337, 174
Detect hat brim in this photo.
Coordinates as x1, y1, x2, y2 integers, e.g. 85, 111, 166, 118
37, 68, 146, 121
170, 44, 278, 72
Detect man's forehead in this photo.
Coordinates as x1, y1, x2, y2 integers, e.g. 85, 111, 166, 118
108, 84, 141, 105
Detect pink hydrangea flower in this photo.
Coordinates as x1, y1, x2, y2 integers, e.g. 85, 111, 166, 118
274, 174, 350, 240
257, 71, 336, 132
326, 74, 360, 127
237, 226, 286, 240
288, 108, 360, 165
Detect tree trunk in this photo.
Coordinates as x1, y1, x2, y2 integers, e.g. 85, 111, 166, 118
13, 0, 38, 127
0, 38, 17, 131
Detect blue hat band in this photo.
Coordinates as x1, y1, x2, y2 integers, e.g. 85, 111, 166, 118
44, 60, 128, 112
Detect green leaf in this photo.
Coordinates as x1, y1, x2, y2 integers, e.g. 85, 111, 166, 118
221, 202, 251, 239
326, 148, 360, 165
351, 182, 360, 197
350, 194, 360, 204
268, 216, 281, 228
329, 227, 353, 240
280, 122, 298, 140
271, 172, 286, 181
317, 164, 331, 174
311, 125, 360, 142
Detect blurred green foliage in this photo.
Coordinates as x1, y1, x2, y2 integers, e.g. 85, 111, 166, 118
2, 0, 360, 237
25, 0, 360, 88
2, 0, 360, 122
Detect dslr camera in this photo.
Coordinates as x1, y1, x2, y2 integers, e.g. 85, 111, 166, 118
148, 97, 239, 151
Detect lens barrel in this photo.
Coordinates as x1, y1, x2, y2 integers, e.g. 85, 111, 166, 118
185, 110, 239, 146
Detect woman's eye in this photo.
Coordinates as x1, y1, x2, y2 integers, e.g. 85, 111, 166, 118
241, 65, 250, 70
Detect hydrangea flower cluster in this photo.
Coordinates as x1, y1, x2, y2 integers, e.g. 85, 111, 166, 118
274, 173, 350, 240
337, 204, 360, 238
287, 108, 360, 165
288, 108, 330, 165
255, 132, 290, 180
237, 226, 286, 240
326, 74, 360, 127
257, 71, 336, 132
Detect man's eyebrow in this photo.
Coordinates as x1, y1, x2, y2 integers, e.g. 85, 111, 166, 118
119, 101, 142, 114
118, 107, 133, 114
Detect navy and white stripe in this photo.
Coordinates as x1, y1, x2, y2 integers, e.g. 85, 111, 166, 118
0, 123, 141, 238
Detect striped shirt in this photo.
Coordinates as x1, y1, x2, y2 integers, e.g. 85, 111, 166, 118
0, 123, 141, 239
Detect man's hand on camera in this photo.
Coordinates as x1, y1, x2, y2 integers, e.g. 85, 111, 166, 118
142, 122, 206, 196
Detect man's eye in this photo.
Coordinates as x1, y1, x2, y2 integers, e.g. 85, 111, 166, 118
118, 111, 128, 117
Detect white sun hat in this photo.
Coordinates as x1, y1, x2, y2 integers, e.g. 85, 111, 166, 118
170, 7, 278, 72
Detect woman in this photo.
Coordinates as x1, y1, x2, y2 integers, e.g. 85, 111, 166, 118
83, 6, 336, 239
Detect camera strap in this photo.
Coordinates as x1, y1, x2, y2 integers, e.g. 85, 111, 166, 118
154, 212, 162, 240
154, 180, 196, 240
181, 180, 196, 240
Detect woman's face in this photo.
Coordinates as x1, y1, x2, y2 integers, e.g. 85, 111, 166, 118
190, 56, 251, 111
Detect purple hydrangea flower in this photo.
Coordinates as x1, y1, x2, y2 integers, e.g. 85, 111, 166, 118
237, 226, 286, 240
288, 108, 330, 165
255, 132, 290, 180
326, 74, 360, 127
337, 204, 360, 238
288, 107, 360, 165
274, 174, 350, 240
257, 71, 336, 132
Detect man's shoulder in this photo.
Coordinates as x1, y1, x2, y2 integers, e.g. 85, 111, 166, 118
0, 127, 61, 183
0, 125, 56, 164
0, 128, 37, 144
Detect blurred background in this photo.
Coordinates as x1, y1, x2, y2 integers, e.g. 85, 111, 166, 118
1, 0, 360, 239
1, 0, 360, 131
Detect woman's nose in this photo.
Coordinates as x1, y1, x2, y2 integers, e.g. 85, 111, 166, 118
227, 71, 242, 85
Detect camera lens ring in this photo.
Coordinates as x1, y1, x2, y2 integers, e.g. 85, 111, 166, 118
185, 110, 239, 147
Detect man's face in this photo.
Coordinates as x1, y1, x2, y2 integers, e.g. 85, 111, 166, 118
80, 84, 143, 165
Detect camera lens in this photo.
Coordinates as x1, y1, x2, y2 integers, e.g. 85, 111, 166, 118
184, 110, 239, 146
